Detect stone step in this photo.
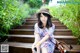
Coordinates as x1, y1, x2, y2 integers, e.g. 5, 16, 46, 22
8, 42, 80, 53
9, 42, 32, 53
9, 42, 60, 53
15, 25, 67, 29
8, 35, 77, 44
9, 29, 72, 35
26, 18, 58, 21
24, 21, 64, 26
26, 20, 59, 23
26, 19, 59, 22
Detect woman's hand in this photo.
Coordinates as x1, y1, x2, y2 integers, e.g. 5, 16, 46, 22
32, 43, 36, 51
35, 42, 41, 53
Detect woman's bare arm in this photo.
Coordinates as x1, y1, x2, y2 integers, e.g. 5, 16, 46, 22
34, 33, 40, 45
37, 34, 49, 45
34, 33, 41, 53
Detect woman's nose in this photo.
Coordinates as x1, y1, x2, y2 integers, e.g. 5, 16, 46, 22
43, 17, 45, 20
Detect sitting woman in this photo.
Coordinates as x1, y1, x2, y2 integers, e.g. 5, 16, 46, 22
32, 9, 56, 53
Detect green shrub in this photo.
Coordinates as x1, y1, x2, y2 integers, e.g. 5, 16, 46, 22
48, 0, 80, 44
0, 0, 36, 37
27, 0, 42, 8
28, 8, 38, 15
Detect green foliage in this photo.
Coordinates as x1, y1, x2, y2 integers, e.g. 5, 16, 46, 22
28, 8, 38, 15
0, 0, 37, 37
27, 0, 42, 8
46, 0, 49, 4
48, 0, 80, 44
24, 0, 50, 8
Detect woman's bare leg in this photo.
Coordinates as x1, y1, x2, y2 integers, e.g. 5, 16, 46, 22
42, 47, 48, 53
37, 46, 40, 53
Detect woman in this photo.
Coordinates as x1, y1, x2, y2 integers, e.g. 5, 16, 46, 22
32, 9, 56, 53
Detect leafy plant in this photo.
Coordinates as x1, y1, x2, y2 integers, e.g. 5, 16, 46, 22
48, 0, 80, 44
27, 0, 42, 8
0, 0, 38, 37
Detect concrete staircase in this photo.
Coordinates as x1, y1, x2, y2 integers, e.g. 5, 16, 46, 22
8, 14, 80, 53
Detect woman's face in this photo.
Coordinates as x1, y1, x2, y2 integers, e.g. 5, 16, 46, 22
40, 13, 48, 24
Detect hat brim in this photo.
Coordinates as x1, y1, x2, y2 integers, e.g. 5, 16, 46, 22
37, 12, 52, 18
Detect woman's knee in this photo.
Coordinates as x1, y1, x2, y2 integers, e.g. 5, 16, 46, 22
41, 47, 48, 53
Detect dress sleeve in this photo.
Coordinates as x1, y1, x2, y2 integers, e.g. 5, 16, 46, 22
48, 24, 55, 36
34, 23, 39, 34
48, 24, 56, 44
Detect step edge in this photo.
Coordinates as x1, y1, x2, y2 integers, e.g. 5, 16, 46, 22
8, 42, 32, 48
10, 29, 71, 31
8, 35, 77, 39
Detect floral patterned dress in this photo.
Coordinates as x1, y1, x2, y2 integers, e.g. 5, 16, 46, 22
34, 23, 56, 53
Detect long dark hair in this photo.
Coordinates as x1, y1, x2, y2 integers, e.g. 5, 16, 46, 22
37, 13, 52, 29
